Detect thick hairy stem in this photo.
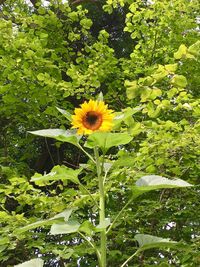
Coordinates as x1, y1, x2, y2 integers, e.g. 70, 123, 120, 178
94, 147, 106, 267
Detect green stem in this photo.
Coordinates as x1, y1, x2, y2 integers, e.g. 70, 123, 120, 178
78, 144, 96, 164
78, 231, 101, 264
78, 182, 99, 208
120, 251, 138, 267
107, 197, 133, 235
94, 147, 106, 267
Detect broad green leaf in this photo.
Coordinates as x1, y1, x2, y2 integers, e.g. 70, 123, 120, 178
125, 80, 139, 99
164, 63, 178, 73
135, 234, 177, 253
136, 175, 192, 187
50, 220, 80, 235
14, 258, 44, 267
171, 75, 187, 88
174, 44, 187, 59
28, 129, 81, 147
31, 165, 81, 185
15, 209, 74, 234
132, 175, 193, 199
188, 40, 200, 56
85, 132, 133, 153
56, 107, 72, 121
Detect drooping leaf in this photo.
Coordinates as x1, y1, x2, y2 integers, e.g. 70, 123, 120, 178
31, 165, 81, 185
131, 175, 193, 199
15, 209, 74, 234
50, 220, 80, 235
135, 234, 177, 252
85, 132, 133, 153
14, 258, 44, 267
28, 129, 81, 147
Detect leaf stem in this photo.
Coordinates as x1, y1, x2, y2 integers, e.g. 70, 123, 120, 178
78, 144, 96, 164
106, 197, 133, 235
78, 231, 101, 264
78, 182, 99, 208
120, 251, 138, 267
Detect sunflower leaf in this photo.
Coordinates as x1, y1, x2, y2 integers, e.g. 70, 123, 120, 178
28, 129, 81, 147
31, 165, 81, 185
14, 258, 44, 267
131, 175, 193, 199
135, 234, 177, 253
85, 132, 133, 153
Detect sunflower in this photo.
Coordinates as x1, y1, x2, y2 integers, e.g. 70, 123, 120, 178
71, 100, 114, 135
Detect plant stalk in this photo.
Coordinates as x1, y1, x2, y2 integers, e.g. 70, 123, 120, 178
94, 147, 106, 267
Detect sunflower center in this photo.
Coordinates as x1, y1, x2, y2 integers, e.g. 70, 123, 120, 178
82, 111, 103, 130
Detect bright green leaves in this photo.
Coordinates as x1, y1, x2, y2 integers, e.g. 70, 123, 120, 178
14, 258, 44, 267
174, 44, 188, 59
174, 41, 200, 60
171, 75, 187, 88
125, 80, 139, 99
80, 18, 93, 30
85, 132, 133, 153
29, 129, 81, 147
188, 40, 200, 57
174, 43, 199, 60
31, 165, 81, 186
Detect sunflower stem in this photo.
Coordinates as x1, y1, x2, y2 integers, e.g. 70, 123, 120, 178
94, 147, 106, 267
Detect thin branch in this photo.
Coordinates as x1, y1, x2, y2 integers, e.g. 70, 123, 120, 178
78, 231, 101, 264
120, 251, 138, 267
106, 197, 134, 235
45, 137, 55, 166
78, 182, 99, 208
77, 144, 96, 164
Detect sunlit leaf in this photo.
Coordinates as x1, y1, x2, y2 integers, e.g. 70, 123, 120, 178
31, 165, 81, 185
131, 175, 193, 199
14, 258, 44, 267
136, 175, 192, 187
28, 129, 81, 147
85, 132, 133, 153
50, 220, 80, 235
15, 209, 74, 234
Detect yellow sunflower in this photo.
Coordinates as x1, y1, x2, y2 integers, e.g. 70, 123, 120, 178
71, 100, 114, 135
